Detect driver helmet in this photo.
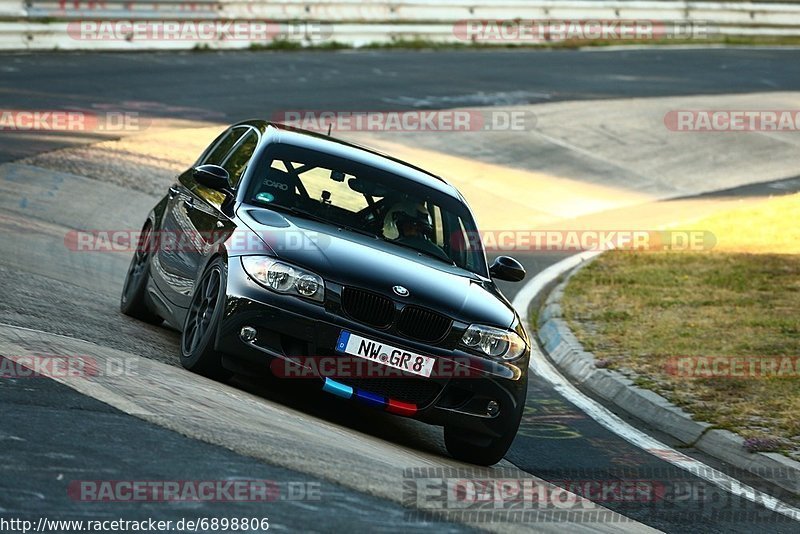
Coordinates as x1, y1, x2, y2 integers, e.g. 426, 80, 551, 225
383, 201, 434, 240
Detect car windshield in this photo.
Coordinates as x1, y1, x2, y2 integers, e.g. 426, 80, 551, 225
245, 142, 487, 276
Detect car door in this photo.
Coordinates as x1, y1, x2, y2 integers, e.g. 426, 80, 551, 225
180, 127, 261, 284
179, 128, 263, 311
153, 126, 249, 308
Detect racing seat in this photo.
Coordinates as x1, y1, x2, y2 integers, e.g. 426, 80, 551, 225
257, 167, 301, 206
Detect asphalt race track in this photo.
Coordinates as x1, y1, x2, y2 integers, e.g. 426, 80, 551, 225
2, 48, 800, 533
3, 48, 800, 162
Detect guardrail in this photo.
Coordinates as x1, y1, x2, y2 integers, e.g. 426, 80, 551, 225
2, 1, 800, 50
218, 1, 800, 26
0, 0, 24, 18
26, 0, 220, 20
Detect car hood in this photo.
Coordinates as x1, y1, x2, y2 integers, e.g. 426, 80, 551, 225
237, 207, 515, 328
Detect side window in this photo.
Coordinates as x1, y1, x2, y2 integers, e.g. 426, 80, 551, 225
201, 127, 247, 166
221, 130, 258, 188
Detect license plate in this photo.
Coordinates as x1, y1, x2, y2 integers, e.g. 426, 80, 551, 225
335, 331, 436, 378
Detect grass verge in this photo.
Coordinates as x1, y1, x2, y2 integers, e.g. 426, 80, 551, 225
234, 35, 800, 51
561, 193, 800, 459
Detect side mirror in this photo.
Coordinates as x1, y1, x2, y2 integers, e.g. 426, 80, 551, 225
193, 164, 232, 194
489, 256, 526, 282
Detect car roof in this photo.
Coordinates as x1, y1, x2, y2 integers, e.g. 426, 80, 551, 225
235, 120, 463, 200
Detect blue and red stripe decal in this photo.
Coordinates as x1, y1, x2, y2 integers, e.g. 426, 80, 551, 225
321, 377, 354, 399
386, 398, 418, 416
321, 378, 418, 416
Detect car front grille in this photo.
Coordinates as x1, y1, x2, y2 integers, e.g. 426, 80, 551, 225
397, 305, 452, 343
337, 377, 442, 407
340, 286, 453, 344
341, 287, 394, 329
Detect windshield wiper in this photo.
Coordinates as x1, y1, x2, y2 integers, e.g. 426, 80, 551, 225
339, 225, 381, 240
380, 237, 456, 267
264, 203, 381, 239
263, 203, 329, 224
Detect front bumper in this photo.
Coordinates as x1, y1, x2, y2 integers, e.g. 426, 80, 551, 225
216, 259, 529, 438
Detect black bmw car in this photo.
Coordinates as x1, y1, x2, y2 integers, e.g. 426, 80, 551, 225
121, 121, 530, 465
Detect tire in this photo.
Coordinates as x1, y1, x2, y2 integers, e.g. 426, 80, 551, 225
120, 222, 162, 325
180, 258, 232, 381
444, 425, 519, 466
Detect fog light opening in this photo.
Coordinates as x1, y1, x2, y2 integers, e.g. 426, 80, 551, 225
239, 326, 257, 343
486, 400, 500, 417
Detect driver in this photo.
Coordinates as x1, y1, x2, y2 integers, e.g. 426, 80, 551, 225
383, 201, 447, 259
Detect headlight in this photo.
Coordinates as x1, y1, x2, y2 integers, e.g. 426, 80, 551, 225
461, 324, 526, 360
241, 256, 325, 303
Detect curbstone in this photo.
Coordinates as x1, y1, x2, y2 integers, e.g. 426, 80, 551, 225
755, 453, 800, 494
